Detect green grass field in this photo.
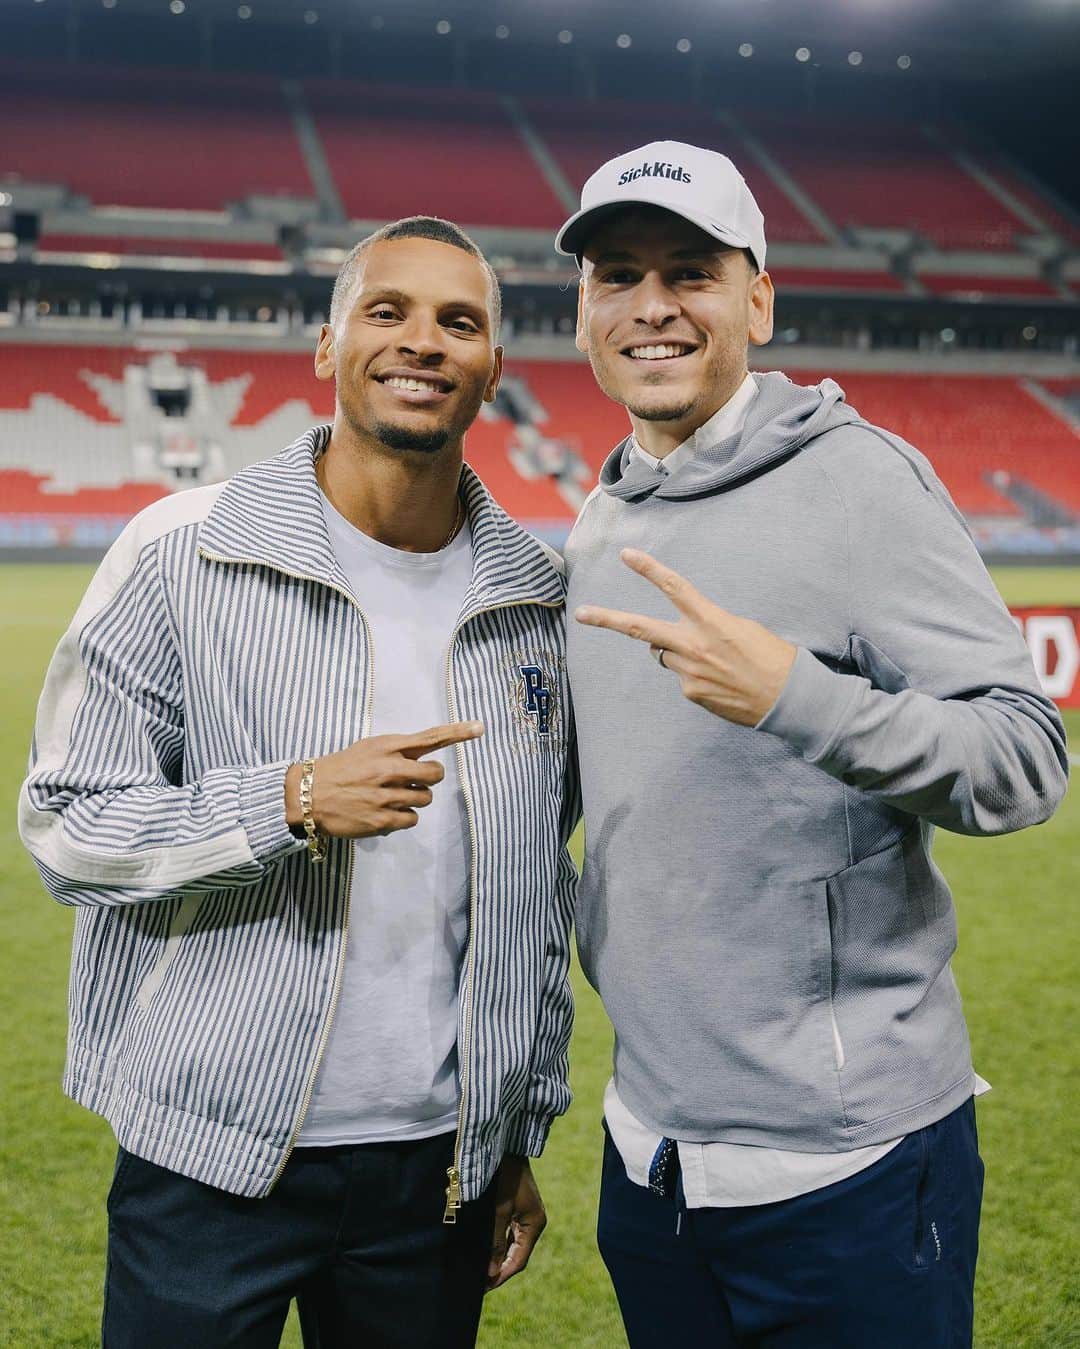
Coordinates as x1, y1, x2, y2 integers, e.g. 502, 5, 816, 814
1, 565, 1077, 1348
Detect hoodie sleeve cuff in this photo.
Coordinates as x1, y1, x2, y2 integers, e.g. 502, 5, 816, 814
756, 645, 863, 765
238, 760, 306, 865
502, 1111, 554, 1159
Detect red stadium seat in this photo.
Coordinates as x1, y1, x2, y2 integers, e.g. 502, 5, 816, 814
36, 235, 285, 262
305, 83, 567, 228
771, 268, 905, 293
742, 114, 1028, 249
917, 274, 1060, 300
0, 469, 165, 515
0, 64, 313, 211
522, 97, 823, 244
789, 370, 1080, 516
1, 347, 1077, 525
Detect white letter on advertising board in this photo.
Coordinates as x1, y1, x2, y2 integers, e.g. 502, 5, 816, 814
1024, 616, 1079, 700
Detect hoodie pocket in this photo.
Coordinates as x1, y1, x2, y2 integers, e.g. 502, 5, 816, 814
135, 894, 204, 1011
822, 826, 966, 1129
817, 879, 846, 1073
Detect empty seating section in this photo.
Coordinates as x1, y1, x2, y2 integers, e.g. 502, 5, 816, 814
2, 344, 125, 421
305, 84, 566, 227
0, 65, 312, 210
522, 98, 822, 243
742, 115, 1025, 250
944, 139, 1080, 245
772, 268, 905, 292
464, 359, 628, 521
1, 346, 1077, 526
1, 469, 164, 516
917, 274, 1060, 299
791, 371, 1080, 515
1, 62, 1071, 255
36, 235, 285, 261
978, 163, 1080, 244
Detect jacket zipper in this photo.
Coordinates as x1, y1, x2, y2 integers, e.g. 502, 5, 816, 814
197, 545, 373, 1193
442, 596, 562, 1223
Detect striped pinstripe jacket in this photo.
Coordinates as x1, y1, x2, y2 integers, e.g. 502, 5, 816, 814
19, 428, 579, 1204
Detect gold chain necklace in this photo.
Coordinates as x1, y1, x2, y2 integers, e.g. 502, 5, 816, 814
440, 496, 464, 550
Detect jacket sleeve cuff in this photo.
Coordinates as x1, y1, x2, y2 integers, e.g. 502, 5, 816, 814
502, 1111, 554, 1159
756, 645, 863, 765
238, 761, 305, 865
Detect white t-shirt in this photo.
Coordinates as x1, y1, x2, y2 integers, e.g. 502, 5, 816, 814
299, 495, 473, 1145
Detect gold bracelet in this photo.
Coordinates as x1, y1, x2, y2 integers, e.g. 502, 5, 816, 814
298, 758, 327, 863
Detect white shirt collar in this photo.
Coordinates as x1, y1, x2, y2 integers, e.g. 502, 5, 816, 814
630, 371, 758, 475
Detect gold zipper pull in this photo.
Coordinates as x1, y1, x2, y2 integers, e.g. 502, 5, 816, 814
443, 1165, 462, 1225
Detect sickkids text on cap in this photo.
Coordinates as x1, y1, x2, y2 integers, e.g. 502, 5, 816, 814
555, 140, 767, 272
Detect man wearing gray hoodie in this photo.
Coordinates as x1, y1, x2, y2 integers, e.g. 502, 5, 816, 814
556, 142, 1068, 1348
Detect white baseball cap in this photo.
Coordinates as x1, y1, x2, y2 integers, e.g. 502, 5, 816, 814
555, 140, 767, 271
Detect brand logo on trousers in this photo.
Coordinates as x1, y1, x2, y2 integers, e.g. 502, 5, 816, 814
617, 161, 692, 186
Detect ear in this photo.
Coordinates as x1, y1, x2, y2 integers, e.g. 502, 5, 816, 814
748, 271, 774, 348
575, 279, 588, 354
314, 323, 336, 382
483, 345, 504, 403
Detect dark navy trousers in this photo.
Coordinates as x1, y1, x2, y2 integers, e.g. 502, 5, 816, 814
598, 1099, 984, 1349
102, 1130, 495, 1349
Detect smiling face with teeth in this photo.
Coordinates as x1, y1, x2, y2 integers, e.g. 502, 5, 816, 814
576, 206, 774, 459
315, 236, 502, 460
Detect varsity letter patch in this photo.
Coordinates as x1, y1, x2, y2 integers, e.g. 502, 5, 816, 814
517, 664, 553, 737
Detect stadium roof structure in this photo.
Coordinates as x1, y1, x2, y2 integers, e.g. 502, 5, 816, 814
8, 0, 1080, 79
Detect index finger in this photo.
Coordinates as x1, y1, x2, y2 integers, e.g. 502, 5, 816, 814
574, 604, 683, 650
620, 548, 710, 619
394, 721, 485, 760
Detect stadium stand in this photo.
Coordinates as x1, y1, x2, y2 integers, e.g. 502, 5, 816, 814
792, 370, 1080, 516
1, 469, 163, 517
304, 84, 568, 228
945, 139, 1080, 245
35, 235, 286, 262
769, 268, 906, 293
2, 348, 1077, 535
2, 59, 1071, 273
741, 114, 1031, 249
916, 274, 1061, 300
522, 97, 824, 243
0, 64, 313, 210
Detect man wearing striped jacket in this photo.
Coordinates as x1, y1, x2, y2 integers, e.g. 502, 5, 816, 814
19, 217, 579, 1349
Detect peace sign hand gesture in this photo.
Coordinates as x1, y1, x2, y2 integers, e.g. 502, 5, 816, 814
575, 549, 797, 728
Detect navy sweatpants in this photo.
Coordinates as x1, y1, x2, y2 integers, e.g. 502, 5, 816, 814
598, 1098, 984, 1348
102, 1130, 495, 1349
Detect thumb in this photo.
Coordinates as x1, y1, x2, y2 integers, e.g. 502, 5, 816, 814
488, 1206, 510, 1281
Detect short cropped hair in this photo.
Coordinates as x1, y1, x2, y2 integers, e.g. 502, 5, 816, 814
329, 216, 502, 335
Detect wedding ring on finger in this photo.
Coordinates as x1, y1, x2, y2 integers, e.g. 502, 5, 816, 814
650, 645, 669, 670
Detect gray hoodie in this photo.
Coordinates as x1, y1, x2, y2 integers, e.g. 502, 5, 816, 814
564, 371, 1068, 1151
